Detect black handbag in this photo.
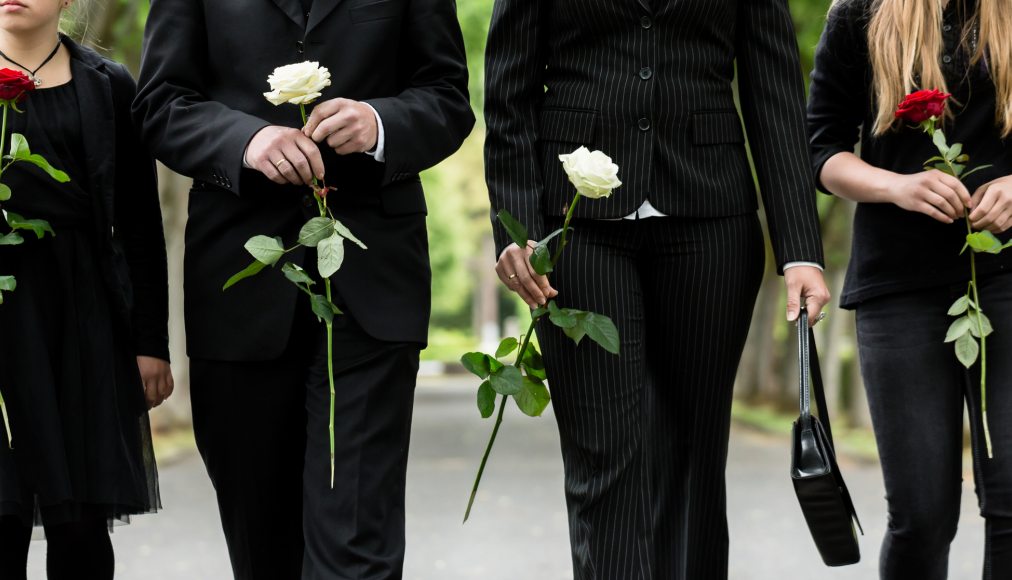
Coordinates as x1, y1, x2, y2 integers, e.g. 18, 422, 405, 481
790, 309, 863, 567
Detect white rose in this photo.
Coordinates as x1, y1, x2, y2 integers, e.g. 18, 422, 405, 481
558, 146, 622, 199
263, 61, 332, 106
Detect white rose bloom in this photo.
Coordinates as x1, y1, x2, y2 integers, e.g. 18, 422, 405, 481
264, 61, 332, 106
558, 146, 622, 199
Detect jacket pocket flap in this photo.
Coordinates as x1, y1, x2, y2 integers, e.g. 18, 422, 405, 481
539, 108, 598, 144
350, 0, 401, 23
692, 110, 745, 145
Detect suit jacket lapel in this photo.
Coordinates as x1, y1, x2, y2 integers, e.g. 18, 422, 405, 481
70, 55, 116, 227
307, 0, 345, 34
270, 0, 308, 28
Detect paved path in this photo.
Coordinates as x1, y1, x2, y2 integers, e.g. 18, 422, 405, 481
28, 376, 984, 579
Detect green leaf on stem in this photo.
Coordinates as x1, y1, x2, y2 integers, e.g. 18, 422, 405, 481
9, 133, 29, 160
583, 312, 620, 354
521, 343, 547, 381
461, 352, 494, 379
945, 316, 972, 343
495, 337, 519, 358
561, 314, 588, 345
317, 232, 345, 278
933, 129, 950, 156
0, 275, 13, 304
547, 301, 577, 328
538, 227, 569, 247
332, 219, 367, 250
489, 365, 523, 396
932, 162, 956, 176
514, 376, 551, 417
955, 154, 969, 163
298, 217, 336, 247
497, 209, 528, 248
0, 232, 23, 246
530, 244, 553, 276
476, 381, 496, 418
310, 293, 342, 323
955, 332, 979, 368
244, 235, 285, 265
6, 212, 54, 239
223, 260, 267, 290
531, 306, 549, 318
966, 231, 1004, 254
945, 143, 963, 162
948, 295, 972, 316
968, 311, 994, 338
281, 262, 315, 287
24, 154, 69, 183
0, 183, 10, 201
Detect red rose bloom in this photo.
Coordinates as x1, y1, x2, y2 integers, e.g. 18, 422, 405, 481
895, 89, 951, 124
0, 68, 34, 103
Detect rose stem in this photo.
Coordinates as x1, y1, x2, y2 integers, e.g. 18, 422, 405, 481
464, 190, 583, 522
0, 101, 12, 449
965, 215, 993, 457
301, 103, 338, 484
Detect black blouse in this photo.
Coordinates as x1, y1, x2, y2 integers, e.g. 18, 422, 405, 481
808, 0, 1012, 309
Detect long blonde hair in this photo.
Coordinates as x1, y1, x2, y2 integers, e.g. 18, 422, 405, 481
862, 0, 1012, 137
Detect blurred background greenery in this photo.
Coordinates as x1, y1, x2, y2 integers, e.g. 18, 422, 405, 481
79, 0, 873, 441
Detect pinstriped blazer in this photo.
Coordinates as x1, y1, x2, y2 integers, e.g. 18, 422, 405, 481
484, 0, 825, 270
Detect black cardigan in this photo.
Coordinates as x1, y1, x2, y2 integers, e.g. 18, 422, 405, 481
64, 38, 170, 360
807, 0, 1012, 309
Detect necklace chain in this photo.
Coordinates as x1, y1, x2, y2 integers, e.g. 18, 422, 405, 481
0, 39, 63, 87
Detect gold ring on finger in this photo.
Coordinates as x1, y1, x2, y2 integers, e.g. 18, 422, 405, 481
508, 273, 518, 280
274, 158, 289, 168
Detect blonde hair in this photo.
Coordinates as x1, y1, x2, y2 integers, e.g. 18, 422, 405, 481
859, 0, 1012, 137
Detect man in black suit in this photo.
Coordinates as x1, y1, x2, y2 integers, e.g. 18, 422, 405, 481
485, 0, 829, 578
133, 1, 473, 578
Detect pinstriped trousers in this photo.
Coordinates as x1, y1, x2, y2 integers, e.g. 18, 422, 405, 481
536, 213, 765, 580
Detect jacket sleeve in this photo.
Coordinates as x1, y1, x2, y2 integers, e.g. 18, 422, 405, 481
132, 0, 269, 195
807, 0, 870, 193
735, 0, 825, 271
114, 65, 171, 362
483, 0, 550, 256
363, 0, 474, 184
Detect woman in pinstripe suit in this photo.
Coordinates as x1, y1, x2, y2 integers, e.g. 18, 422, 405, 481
484, 0, 829, 578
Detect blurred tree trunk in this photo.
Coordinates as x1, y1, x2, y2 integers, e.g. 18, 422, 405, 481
149, 166, 191, 431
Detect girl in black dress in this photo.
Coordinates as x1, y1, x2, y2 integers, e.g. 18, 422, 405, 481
0, 1, 172, 578
809, 0, 1012, 577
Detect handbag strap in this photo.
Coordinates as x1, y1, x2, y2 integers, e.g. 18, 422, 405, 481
797, 309, 835, 443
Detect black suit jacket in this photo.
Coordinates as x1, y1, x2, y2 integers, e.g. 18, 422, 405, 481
133, 0, 473, 361
484, 0, 824, 270
62, 38, 170, 361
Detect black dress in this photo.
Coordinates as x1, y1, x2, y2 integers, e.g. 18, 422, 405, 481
0, 79, 159, 527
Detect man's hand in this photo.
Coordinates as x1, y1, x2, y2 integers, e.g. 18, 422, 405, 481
302, 98, 378, 155
495, 242, 558, 309
784, 266, 831, 327
969, 176, 1012, 234
246, 125, 325, 186
137, 356, 174, 410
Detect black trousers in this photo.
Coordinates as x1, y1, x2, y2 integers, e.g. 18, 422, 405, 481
856, 272, 1012, 580
536, 214, 765, 580
190, 305, 419, 580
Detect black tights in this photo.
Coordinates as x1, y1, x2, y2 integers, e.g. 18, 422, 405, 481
0, 515, 113, 580
987, 517, 1012, 580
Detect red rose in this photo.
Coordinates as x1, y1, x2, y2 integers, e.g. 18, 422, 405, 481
895, 89, 951, 124
0, 68, 35, 103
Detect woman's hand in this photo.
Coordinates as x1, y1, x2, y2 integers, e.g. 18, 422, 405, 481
784, 266, 831, 327
137, 356, 174, 410
884, 169, 972, 224
969, 176, 1012, 234
495, 242, 558, 308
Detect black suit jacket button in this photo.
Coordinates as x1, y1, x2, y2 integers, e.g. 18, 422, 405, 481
296, 40, 305, 54
640, 16, 652, 29
639, 67, 653, 80
638, 118, 651, 131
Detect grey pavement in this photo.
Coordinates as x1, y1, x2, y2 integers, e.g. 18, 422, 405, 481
28, 376, 985, 579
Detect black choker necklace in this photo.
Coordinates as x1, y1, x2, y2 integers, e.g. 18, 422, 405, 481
0, 39, 63, 87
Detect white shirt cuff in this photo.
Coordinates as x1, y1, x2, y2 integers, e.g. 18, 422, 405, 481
363, 103, 386, 163
783, 261, 824, 271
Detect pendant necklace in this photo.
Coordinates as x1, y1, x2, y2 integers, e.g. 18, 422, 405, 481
0, 40, 63, 87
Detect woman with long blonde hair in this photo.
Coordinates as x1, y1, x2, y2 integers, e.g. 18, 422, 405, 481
809, 0, 1012, 577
